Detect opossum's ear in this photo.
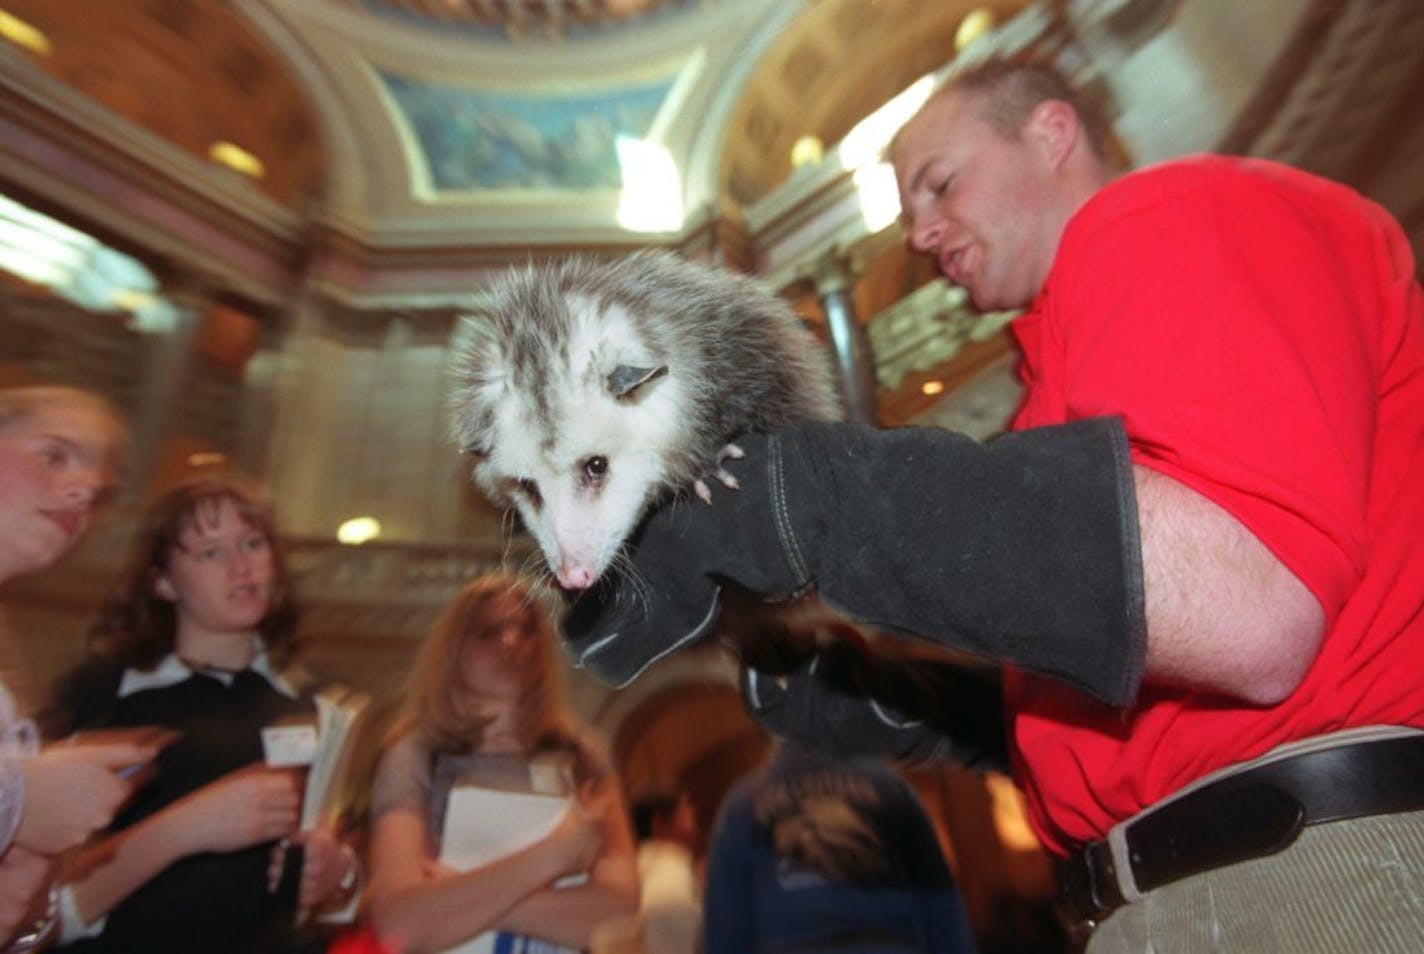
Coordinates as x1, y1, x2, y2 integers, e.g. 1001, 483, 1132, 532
607, 364, 668, 398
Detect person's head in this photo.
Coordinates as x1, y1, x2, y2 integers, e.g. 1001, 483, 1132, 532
891, 58, 1112, 312
88, 476, 297, 669
631, 791, 698, 847
398, 572, 571, 757
0, 386, 128, 585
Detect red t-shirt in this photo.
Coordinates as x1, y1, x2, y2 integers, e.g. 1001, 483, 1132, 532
1007, 154, 1424, 856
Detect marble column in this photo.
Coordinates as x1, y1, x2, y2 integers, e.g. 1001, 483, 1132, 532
810, 252, 878, 425
128, 280, 205, 492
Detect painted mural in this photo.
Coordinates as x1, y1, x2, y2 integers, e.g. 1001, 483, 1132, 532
382, 72, 675, 192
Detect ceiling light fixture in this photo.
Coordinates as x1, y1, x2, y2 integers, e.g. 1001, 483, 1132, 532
790, 135, 824, 168
0, 10, 50, 56
955, 8, 997, 52
208, 141, 266, 180
337, 517, 382, 546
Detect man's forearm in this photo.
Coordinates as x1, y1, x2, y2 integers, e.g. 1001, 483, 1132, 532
1135, 464, 1325, 703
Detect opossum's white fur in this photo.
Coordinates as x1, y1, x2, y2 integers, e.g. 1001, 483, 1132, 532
449, 250, 841, 590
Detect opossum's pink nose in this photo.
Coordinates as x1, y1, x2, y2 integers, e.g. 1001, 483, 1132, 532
558, 563, 597, 591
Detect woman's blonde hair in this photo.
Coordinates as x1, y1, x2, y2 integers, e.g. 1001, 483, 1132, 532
394, 572, 576, 760
0, 385, 130, 480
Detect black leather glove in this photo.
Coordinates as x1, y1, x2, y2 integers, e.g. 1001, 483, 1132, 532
738, 640, 1009, 771
563, 417, 1146, 704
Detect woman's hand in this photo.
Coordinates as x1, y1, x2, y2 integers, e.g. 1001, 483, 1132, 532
16, 741, 156, 854
170, 764, 300, 855
267, 828, 358, 909
548, 788, 605, 877
0, 845, 52, 942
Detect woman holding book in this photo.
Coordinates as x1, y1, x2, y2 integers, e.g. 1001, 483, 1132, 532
366, 572, 638, 953
44, 476, 360, 953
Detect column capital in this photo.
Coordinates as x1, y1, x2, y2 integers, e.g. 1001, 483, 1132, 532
806, 248, 861, 298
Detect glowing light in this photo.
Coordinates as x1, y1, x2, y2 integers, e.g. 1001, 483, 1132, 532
790, 135, 825, 169
208, 141, 266, 180
186, 452, 227, 468
0, 10, 50, 56
616, 136, 683, 233
0, 193, 172, 326
921, 380, 945, 396
986, 772, 1042, 852
852, 162, 901, 234
337, 517, 382, 546
955, 9, 996, 52
839, 75, 936, 172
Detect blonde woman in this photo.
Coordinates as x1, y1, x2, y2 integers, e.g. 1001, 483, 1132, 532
0, 386, 155, 949
366, 573, 638, 953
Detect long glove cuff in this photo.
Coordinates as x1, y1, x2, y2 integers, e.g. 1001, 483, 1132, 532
768, 417, 1146, 705
740, 647, 1009, 770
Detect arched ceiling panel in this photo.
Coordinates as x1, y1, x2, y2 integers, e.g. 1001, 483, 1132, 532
1, 0, 326, 209
719, 0, 1031, 208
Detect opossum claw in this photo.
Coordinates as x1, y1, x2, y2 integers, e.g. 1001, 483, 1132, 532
714, 468, 740, 491
694, 443, 746, 503
714, 443, 744, 490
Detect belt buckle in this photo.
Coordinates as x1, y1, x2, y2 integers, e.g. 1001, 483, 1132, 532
1056, 840, 1126, 942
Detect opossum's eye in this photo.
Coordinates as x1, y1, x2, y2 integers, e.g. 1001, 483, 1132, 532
581, 455, 608, 486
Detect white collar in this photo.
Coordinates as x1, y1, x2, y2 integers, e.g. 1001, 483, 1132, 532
118, 640, 299, 699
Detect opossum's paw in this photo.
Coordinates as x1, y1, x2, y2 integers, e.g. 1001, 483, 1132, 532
693, 443, 746, 504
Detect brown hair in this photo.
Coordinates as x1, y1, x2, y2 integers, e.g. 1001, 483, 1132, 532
391, 573, 583, 768
87, 475, 299, 669
888, 57, 1107, 162
950, 58, 1106, 158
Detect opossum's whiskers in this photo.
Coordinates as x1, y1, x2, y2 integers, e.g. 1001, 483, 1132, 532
608, 547, 652, 617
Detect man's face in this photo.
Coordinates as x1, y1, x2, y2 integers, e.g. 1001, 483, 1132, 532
893, 90, 1062, 312
0, 403, 122, 579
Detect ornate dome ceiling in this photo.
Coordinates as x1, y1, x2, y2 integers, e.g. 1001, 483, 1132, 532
354, 0, 695, 39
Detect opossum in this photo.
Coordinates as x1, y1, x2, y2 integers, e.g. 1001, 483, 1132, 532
449, 249, 842, 591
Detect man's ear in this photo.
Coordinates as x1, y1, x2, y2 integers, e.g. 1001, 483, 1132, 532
153, 573, 177, 602
1025, 99, 1080, 170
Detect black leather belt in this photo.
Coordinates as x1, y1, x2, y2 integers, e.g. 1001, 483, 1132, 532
1056, 733, 1424, 937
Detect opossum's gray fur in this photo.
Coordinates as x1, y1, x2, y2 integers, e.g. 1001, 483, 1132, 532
450, 249, 842, 503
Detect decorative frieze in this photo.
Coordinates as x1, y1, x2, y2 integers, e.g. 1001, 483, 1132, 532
866, 280, 1017, 393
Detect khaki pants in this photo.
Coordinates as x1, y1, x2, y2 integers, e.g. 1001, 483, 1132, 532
1086, 809, 1424, 953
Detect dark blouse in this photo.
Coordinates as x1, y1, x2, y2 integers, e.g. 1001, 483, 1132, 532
48, 658, 325, 954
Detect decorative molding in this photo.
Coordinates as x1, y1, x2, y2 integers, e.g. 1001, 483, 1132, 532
866, 280, 1017, 393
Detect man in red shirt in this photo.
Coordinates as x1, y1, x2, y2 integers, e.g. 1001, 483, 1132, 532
563, 60, 1424, 951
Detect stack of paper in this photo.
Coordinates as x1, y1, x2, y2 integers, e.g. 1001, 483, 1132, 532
300, 684, 372, 833
438, 785, 584, 954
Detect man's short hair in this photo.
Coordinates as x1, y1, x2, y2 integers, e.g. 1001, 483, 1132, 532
948, 58, 1107, 158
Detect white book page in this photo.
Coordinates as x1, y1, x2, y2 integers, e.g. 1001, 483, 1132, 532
439, 786, 569, 871
437, 786, 582, 954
